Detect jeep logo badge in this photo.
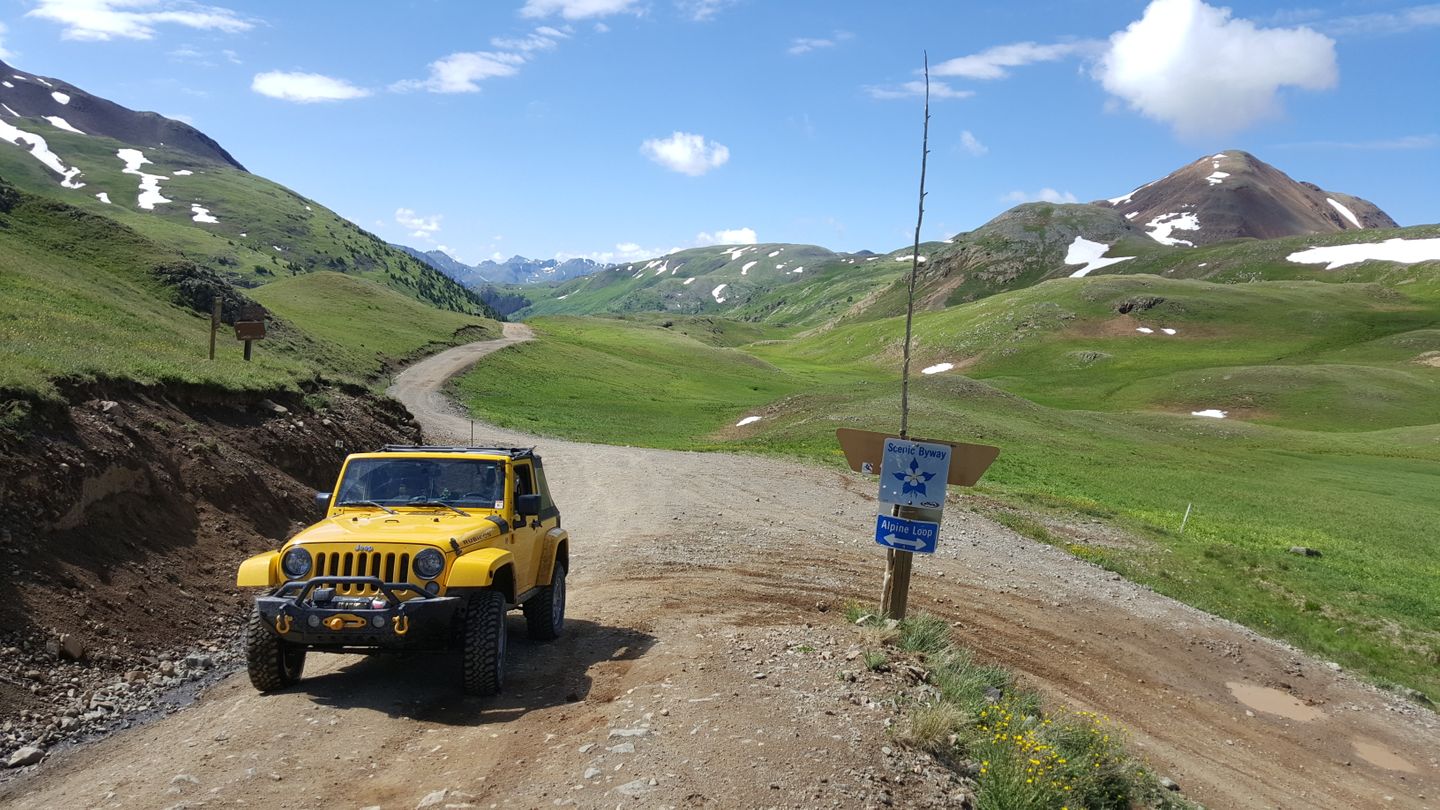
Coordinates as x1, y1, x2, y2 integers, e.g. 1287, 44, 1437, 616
354, 545, 374, 552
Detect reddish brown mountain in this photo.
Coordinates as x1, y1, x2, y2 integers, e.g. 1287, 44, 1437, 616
1096, 150, 1395, 247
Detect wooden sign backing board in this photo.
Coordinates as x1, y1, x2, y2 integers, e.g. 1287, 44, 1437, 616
836, 428, 999, 487
235, 321, 266, 341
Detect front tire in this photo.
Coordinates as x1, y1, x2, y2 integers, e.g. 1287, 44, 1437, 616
246, 608, 306, 692
523, 564, 567, 641
462, 590, 507, 695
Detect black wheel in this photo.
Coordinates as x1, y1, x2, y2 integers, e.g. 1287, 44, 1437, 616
462, 590, 507, 695
523, 564, 566, 641
245, 608, 306, 692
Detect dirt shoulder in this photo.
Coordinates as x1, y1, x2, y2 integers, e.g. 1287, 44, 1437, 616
3, 329, 1437, 809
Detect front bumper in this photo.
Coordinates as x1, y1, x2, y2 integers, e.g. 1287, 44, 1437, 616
255, 576, 460, 648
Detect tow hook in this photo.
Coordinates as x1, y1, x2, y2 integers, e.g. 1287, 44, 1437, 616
274, 614, 293, 634
393, 615, 410, 636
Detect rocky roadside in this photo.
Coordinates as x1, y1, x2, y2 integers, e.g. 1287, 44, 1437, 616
0, 622, 244, 776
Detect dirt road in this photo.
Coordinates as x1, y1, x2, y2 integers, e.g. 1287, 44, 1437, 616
4, 327, 1437, 809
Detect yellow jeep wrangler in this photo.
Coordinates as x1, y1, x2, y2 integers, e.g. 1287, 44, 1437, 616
235, 445, 568, 695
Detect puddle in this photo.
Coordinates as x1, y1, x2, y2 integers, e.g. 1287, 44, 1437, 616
1352, 739, 1417, 773
1226, 682, 1325, 722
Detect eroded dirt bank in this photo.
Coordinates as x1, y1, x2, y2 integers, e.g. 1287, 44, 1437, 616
0, 383, 419, 754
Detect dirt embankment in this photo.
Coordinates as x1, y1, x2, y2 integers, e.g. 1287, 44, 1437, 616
0, 383, 419, 752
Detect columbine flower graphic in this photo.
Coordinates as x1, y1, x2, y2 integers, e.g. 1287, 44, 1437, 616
893, 458, 935, 496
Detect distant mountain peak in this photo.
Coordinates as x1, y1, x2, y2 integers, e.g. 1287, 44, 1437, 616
391, 244, 605, 286
0, 58, 245, 169
1096, 150, 1395, 246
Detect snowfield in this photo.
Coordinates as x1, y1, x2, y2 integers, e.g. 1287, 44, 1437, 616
95, 192, 110, 204
43, 116, 84, 134
52, 91, 71, 105
711, 284, 728, 303
1286, 237, 1440, 269
190, 204, 218, 224
116, 148, 170, 209
0, 117, 85, 189
1064, 236, 1134, 278
741, 261, 758, 275
1326, 198, 1361, 229
1145, 212, 1201, 247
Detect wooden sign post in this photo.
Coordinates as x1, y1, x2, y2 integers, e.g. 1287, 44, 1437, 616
234, 303, 267, 362
837, 429, 1000, 619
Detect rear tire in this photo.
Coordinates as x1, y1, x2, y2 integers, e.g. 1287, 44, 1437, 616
462, 590, 507, 695
246, 608, 306, 692
523, 564, 566, 641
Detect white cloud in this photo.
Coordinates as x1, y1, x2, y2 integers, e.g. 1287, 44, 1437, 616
395, 208, 442, 240
594, 22, 610, 32
392, 51, 525, 93
1002, 188, 1079, 204
27, 0, 254, 41
557, 242, 682, 264
695, 227, 757, 246
933, 40, 1097, 79
960, 130, 987, 156
678, 0, 737, 22
491, 26, 570, 53
1095, 0, 1337, 137
520, 0, 640, 20
0, 22, 12, 59
252, 71, 370, 103
1279, 134, 1439, 150
641, 131, 730, 176
1322, 4, 1440, 35
788, 31, 853, 55
864, 80, 973, 100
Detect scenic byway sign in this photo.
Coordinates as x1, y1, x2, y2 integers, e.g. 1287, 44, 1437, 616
878, 438, 952, 509
874, 513, 939, 554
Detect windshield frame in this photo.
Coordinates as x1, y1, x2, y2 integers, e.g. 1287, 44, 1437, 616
331, 454, 508, 511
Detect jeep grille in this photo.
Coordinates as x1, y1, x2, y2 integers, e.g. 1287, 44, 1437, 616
313, 551, 411, 595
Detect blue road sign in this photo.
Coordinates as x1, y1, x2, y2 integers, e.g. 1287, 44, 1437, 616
874, 514, 940, 555
877, 438, 952, 510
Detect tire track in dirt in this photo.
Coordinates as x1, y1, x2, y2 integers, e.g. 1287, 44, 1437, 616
3, 329, 1437, 809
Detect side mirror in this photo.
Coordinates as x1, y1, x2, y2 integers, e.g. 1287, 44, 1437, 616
516, 493, 542, 518
314, 492, 332, 515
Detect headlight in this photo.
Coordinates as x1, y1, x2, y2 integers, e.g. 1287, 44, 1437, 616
281, 547, 312, 579
414, 548, 445, 580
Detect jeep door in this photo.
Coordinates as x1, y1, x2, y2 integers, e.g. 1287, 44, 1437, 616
508, 460, 541, 594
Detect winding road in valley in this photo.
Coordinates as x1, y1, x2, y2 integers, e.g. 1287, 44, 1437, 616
3, 323, 1436, 809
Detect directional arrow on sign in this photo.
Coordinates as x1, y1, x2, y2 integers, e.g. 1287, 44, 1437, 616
882, 533, 926, 551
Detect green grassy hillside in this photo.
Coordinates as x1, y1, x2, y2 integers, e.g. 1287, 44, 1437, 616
0, 181, 495, 401
0, 115, 494, 317
459, 282, 1440, 698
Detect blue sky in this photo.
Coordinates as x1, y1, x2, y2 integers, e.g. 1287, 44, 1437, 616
3, 0, 1437, 263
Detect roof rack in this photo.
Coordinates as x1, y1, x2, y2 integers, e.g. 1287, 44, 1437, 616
377, 445, 538, 458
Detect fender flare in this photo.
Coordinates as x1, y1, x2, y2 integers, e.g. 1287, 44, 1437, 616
536, 528, 569, 586
448, 547, 516, 589
236, 551, 280, 588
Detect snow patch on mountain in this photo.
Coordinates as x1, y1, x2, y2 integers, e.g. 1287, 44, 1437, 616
1064, 236, 1135, 278
1206, 171, 1229, 185
711, 283, 728, 303
51, 91, 70, 105
43, 116, 84, 134
0, 117, 85, 189
741, 261, 758, 275
1192, 409, 1227, 419
1326, 198, 1361, 228
190, 204, 218, 224
1286, 237, 1440, 270
174, 169, 193, 176
735, 416, 761, 427
116, 148, 170, 209
1145, 212, 1201, 247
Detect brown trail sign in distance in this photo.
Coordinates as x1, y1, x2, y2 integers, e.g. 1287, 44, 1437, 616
235, 303, 267, 362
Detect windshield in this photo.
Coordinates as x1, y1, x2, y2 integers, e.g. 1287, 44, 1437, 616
335, 457, 504, 509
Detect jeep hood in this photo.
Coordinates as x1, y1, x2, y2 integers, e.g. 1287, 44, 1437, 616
288, 512, 506, 548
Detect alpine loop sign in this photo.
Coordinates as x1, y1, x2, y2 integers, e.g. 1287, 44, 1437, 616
878, 438, 951, 509
874, 514, 939, 554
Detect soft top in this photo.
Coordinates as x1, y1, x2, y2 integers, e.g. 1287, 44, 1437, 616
376, 445, 539, 460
